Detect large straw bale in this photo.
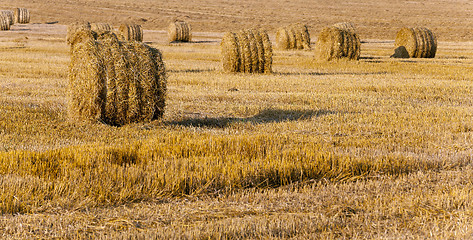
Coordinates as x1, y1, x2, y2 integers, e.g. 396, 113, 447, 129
118, 24, 143, 42
67, 22, 92, 45
276, 23, 310, 50
394, 27, 436, 58
0, 14, 10, 30
220, 29, 272, 73
14, 8, 29, 24
315, 26, 360, 61
1, 10, 13, 25
168, 20, 192, 42
68, 30, 166, 126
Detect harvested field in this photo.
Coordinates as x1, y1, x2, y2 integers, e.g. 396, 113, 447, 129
1, 0, 473, 239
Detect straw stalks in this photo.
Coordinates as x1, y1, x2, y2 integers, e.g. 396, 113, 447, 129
168, 20, 192, 42
314, 26, 361, 61
276, 23, 310, 50
14, 8, 30, 24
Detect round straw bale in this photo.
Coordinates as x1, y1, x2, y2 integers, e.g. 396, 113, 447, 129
333, 22, 356, 33
67, 21, 92, 45
276, 27, 290, 50
419, 27, 437, 58
1, 10, 14, 25
220, 32, 241, 73
68, 30, 166, 125
118, 24, 143, 42
14, 8, 30, 24
259, 30, 273, 73
0, 14, 10, 30
168, 21, 191, 42
395, 27, 417, 58
91, 23, 112, 34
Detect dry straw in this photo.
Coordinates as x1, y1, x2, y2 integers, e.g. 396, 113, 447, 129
118, 24, 143, 42
220, 29, 272, 73
168, 20, 192, 42
68, 30, 166, 126
91, 23, 112, 33
14, 8, 29, 24
1, 10, 14, 26
0, 14, 10, 30
394, 27, 437, 58
66, 21, 92, 45
276, 23, 310, 50
314, 26, 361, 61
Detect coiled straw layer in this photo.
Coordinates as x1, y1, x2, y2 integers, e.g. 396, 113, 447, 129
168, 20, 192, 42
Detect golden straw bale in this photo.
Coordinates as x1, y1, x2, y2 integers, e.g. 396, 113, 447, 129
0, 14, 10, 30
66, 22, 92, 45
1, 10, 13, 25
118, 24, 143, 42
220, 32, 241, 73
168, 20, 191, 42
276, 23, 310, 50
14, 8, 29, 24
315, 26, 360, 61
395, 27, 437, 58
68, 30, 166, 126
236, 30, 251, 73
91, 23, 112, 34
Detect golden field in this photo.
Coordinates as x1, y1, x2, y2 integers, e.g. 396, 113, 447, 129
1, 0, 473, 238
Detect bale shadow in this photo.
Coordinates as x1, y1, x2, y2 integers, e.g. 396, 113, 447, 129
167, 108, 336, 128
168, 69, 215, 73
275, 71, 388, 76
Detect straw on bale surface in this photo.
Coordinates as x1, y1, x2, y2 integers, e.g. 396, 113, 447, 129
220, 29, 272, 73
1, 10, 14, 25
66, 21, 91, 45
68, 30, 166, 126
91, 23, 112, 33
333, 22, 356, 33
14, 8, 29, 24
275, 23, 310, 50
118, 24, 143, 42
0, 14, 10, 30
168, 21, 192, 42
394, 27, 437, 58
314, 26, 361, 61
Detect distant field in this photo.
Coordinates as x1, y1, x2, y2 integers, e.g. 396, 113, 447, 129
1, 0, 473, 239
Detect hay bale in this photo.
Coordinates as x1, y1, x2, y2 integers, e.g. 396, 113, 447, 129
333, 22, 356, 33
118, 24, 143, 42
0, 14, 10, 30
314, 26, 360, 61
395, 27, 436, 58
220, 29, 272, 73
14, 8, 29, 24
1, 10, 14, 25
68, 30, 166, 126
168, 20, 192, 42
91, 23, 112, 33
67, 21, 92, 45
276, 23, 310, 50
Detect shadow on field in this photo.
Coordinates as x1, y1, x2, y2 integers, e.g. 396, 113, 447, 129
167, 108, 335, 128
275, 71, 389, 76
168, 69, 215, 73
